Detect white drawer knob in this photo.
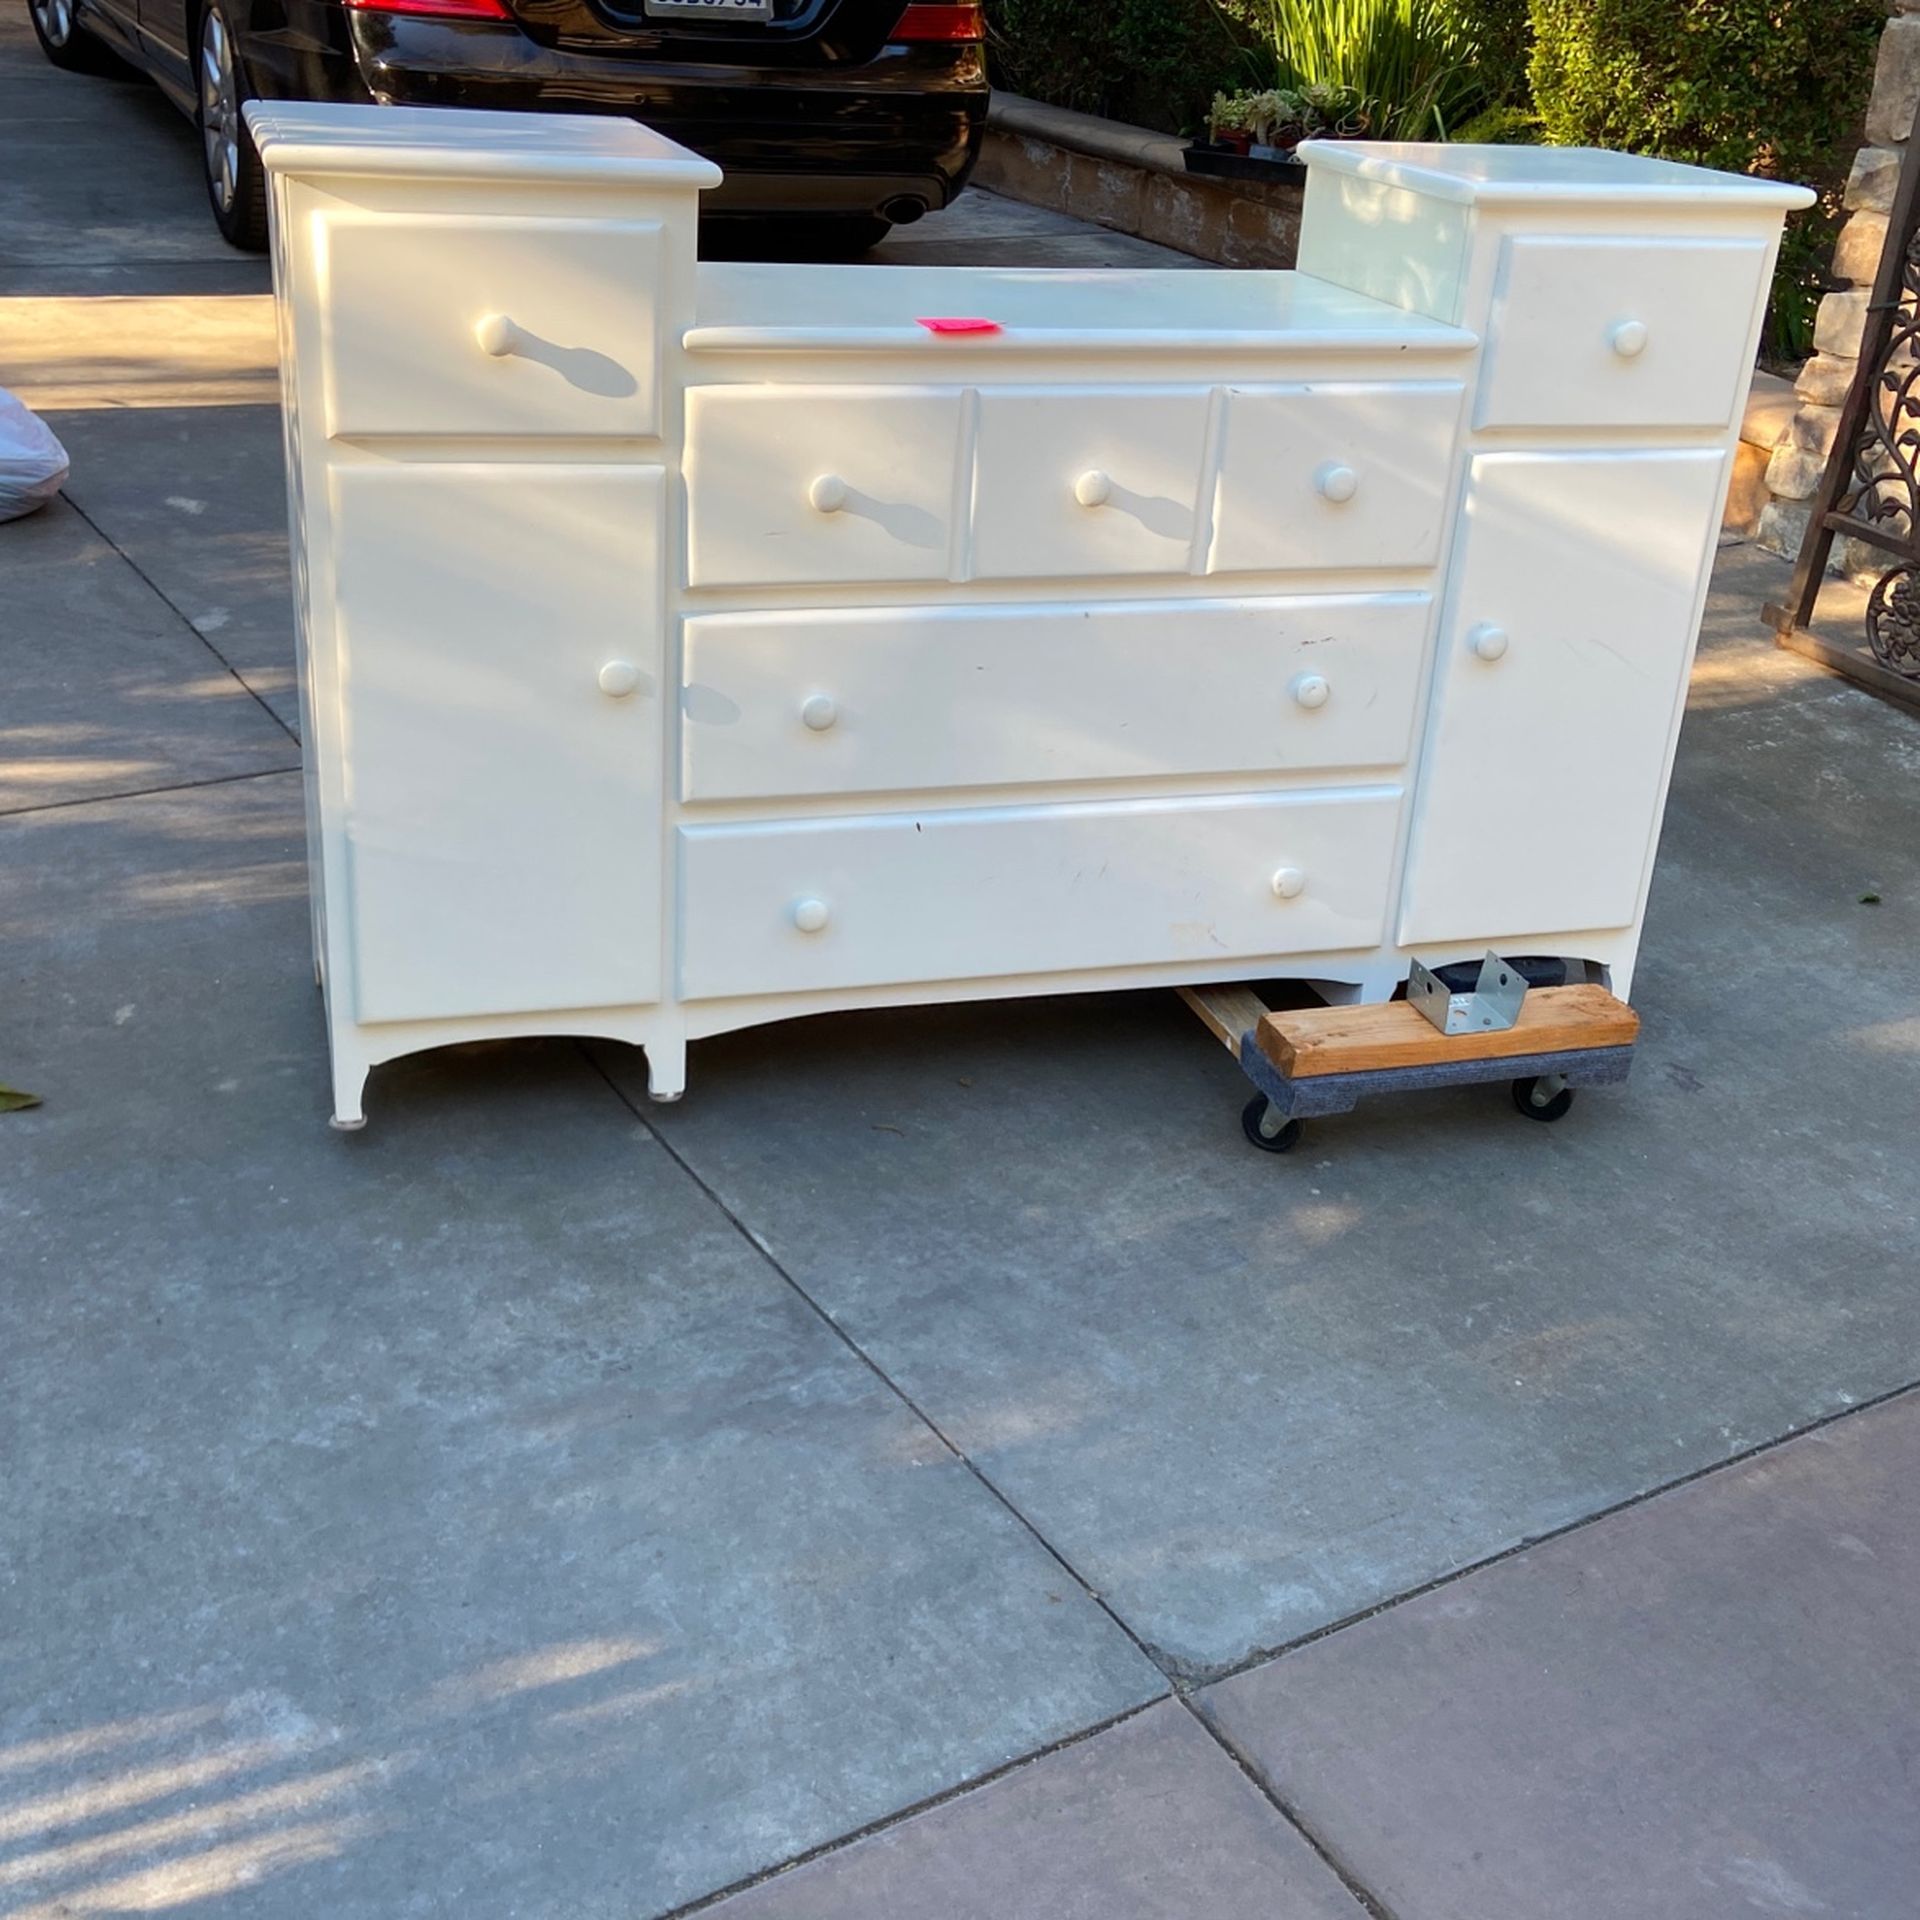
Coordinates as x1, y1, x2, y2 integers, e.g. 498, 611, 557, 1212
808, 473, 849, 514
1609, 318, 1649, 359
597, 659, 643, 698
1074, 468, 1113, 509
475, 312, 521, 358
1291, 672, 1331, 710
1271, 867, 1307, 900
1468, 623, 1510, 662
791, 897, 830, 934
1315, 462, 1359, 503
800, 693, 838, 732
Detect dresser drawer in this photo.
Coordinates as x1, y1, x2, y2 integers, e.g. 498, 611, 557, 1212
1210, 382, 1461, 574
678, 789, 1401, 1000
681, 594, 1429, 802
685, 385, 964, 587
972, 387, 1211, 579
1477, 236, 1770, 430
316, 214, 663, 440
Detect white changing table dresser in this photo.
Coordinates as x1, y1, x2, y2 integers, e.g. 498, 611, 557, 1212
245, 103, 1809, 1128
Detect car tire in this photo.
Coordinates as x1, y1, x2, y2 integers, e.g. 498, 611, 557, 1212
195, 0, 269, 253
27, 0, 117, 72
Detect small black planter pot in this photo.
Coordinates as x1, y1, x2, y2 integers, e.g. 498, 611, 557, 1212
1184, 143, 1306, 183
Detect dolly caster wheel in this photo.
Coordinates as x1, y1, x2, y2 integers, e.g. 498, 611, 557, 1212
1241, 1095, 1303, 1154
1512, 1075, 1575, 1123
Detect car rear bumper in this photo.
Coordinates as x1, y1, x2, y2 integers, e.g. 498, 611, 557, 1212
255, 13, 986, 218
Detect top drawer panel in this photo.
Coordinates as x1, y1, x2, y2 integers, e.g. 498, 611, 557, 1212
1476, 235, 1769, 431
1210, 382, 1461, 574
317, 215, 663, 441
972, 386, 1211, 580
685, 385, 965, 589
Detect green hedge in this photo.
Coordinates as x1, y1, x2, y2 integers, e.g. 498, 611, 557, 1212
987, 0, 1255, 135
1529, 0, 1882, 356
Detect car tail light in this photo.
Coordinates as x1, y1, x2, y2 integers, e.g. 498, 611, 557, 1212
892, 3, 984, 40
343, 0, 513, 19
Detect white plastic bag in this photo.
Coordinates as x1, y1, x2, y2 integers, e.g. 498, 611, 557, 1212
0, 387, 70, 522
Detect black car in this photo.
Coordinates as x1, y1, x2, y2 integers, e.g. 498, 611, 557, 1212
25, 0, 986, 254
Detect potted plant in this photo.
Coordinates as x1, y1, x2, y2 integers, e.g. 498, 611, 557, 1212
1188, 84, 1365, 179
1204, 90, 1259, 155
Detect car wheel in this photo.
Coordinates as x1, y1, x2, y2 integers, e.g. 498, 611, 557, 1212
28, 0, 116, 71
196, 0, 269, 253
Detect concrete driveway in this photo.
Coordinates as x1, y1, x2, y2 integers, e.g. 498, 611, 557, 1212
5, 13, 1919, 1917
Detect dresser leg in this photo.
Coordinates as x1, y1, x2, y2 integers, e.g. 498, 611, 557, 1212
330, 1053, 370, 1132
645, 1033, 687, 1104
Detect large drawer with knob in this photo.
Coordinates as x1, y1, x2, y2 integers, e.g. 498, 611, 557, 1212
676, 787, 1402, 1000
680, 592, 1431, 802
1209, 382, 1462, 573
1476, 235, 1771, 430
315, 212, 665, 440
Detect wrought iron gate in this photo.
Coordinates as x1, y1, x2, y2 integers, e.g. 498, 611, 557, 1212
1768, 133, 1920, 712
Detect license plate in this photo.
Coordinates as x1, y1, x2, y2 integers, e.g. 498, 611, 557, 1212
642, 0, 775, 18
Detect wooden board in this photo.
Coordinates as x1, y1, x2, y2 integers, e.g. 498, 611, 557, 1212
1257, 984, 1639, 1080
1178, 984, 1272, 1055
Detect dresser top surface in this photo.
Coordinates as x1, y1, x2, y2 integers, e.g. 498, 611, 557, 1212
244, 102, 723, 187
684, 265, 1479, 356
1300, 139, 1815, 211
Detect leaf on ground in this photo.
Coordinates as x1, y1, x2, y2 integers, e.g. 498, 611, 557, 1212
0, 1083, 43, 1112
1860, 892, 1883, 905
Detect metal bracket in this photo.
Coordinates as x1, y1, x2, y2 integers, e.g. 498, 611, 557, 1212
1408, 950, 1527, 1036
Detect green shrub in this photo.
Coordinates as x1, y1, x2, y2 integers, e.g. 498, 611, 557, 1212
1451, 102, 1543, 147
1528, 0, 1882, 357
987, 0, 1256, 135
1216, 0, 1511, 142
1439, 0, 1531, 109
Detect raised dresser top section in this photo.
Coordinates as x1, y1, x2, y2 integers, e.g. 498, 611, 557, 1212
685, 263, 1478, 357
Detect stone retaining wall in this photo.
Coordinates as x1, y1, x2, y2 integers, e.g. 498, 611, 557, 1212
974, 93, 1304, 270
1757, 2, 1918, 569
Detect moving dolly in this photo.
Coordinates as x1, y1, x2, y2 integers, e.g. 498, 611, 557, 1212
1182, 954, 1641, 1154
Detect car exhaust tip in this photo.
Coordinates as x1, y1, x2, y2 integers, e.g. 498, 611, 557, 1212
880, 194, 929, 227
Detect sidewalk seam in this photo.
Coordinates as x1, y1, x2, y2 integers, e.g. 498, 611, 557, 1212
581, 1044, 1174, 1684
581, 1043, 1920, 1919
60, 491, 300, 746
585, 1042, 1408, 1920
1178, 1695, 1398, 1920
1191, 1373, 1920, 1690
651, 1698, 1163, 1919
0, 763, 299, 821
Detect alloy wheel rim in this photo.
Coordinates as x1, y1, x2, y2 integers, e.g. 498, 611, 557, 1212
33, 0, 76, 47
199, 8, 239, 214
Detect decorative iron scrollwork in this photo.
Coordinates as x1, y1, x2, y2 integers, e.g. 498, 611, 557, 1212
1771, 140, 1920, 693
1837, 224, 1920, 556
1865, 564, 1920, 676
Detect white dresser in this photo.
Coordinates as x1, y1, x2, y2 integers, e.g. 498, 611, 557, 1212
245, 104, 1809, 1128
